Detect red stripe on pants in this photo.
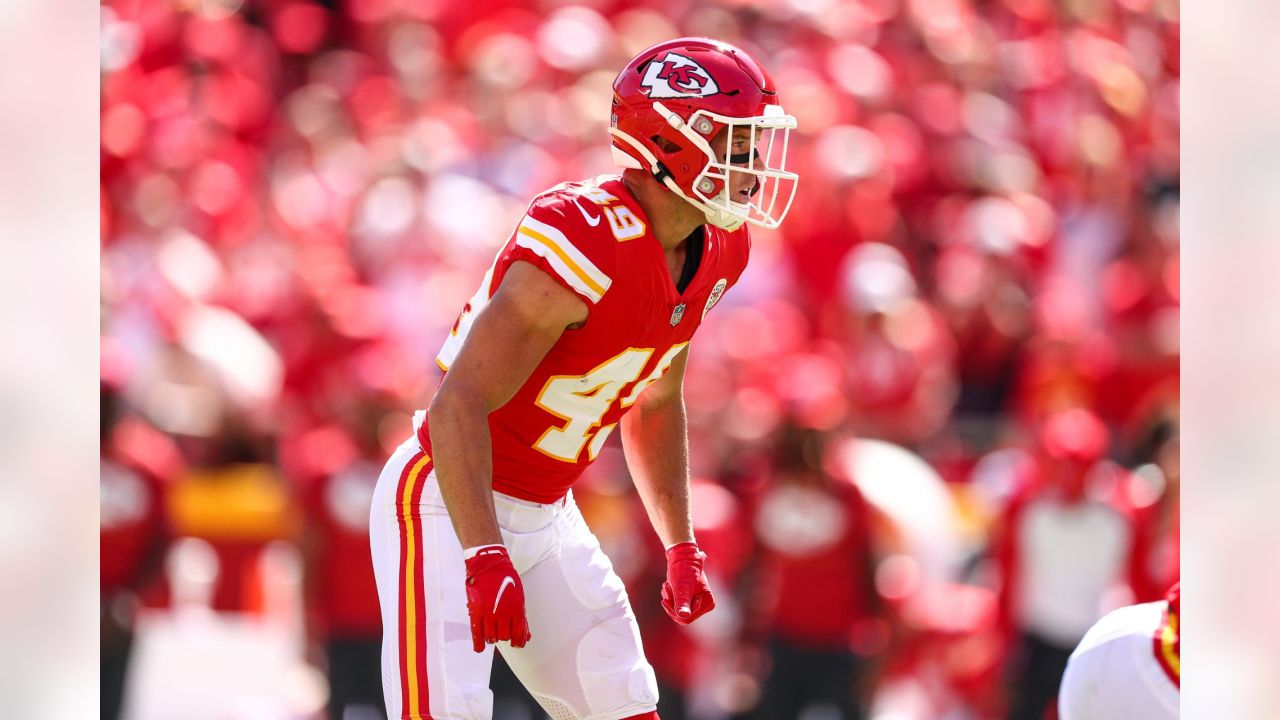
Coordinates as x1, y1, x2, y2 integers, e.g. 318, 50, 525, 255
396, 451, 432, 719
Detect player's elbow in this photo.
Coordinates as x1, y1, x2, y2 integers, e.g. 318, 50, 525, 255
632, 385, 684, 415
428, 377, 488, 424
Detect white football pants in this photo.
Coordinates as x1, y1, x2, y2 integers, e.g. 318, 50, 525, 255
369, 436, 660, 720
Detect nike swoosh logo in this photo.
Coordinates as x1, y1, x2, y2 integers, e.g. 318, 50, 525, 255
493, 576, 516, 614
571, 196, 601, 226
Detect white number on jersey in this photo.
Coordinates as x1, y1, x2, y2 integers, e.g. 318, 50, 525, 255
533, 343, 683, 462
621, 343, 688, 407
604, 206, 646, 241
534, 348, 653, 461
571, 185, 647, 242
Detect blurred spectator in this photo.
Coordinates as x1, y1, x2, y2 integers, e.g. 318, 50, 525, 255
1008, 277, 1118, 425
743, 420, 883, 720
100, 383, 174, 720
935, 243, 1034, 422
1126, 416, 1180, 604
290, 397, 393, 720
833, 243, 959, 448
990, 408, 1142, 720
1094, 188, 1179, 427
167, 409, 296, 613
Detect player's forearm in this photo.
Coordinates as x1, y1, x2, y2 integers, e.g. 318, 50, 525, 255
621, 398, 694, 547
427, 394, 504, 549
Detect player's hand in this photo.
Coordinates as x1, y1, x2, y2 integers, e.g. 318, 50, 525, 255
464, 546, 532, 652
661, 541, 715, 625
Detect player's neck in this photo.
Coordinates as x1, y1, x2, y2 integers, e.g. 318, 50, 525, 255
621, 169, 707, 252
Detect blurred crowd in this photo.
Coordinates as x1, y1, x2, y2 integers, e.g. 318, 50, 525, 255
100, 0, 1179, 718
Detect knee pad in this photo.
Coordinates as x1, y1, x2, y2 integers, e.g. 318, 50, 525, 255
577, 615, 659, 714
455, 686, 493, 720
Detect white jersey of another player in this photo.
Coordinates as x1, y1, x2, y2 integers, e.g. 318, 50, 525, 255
1058, 584, 1180, 720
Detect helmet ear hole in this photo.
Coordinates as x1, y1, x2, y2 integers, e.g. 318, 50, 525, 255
650, 135, 683, 154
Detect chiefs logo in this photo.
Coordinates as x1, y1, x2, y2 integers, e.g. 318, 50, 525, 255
641, 52, 720, 99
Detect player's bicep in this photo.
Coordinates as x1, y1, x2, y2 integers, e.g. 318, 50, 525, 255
434, 261, 588, 414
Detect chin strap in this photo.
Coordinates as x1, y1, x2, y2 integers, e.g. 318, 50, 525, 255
704, 208, 746, 231
655, 172, 744, 231
651, 160, 674, 187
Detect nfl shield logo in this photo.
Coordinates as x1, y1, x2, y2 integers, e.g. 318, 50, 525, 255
669, 303, 686, 326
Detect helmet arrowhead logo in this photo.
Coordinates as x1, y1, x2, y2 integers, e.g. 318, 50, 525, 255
642, 53, 720, 99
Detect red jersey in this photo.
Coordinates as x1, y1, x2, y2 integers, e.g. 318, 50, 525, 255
752, 478, 877, 649
418, 175, 750, 503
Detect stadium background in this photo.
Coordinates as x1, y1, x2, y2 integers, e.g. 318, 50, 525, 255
99, 0, 1179, 718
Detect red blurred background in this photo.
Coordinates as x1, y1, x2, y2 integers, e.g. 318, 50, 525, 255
100, 0, 1179, 718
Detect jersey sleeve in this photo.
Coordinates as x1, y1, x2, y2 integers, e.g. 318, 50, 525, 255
502, 192, 615, 305
436, 187, 616, 373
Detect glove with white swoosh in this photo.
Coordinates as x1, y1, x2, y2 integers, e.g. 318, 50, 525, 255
661, 541, 716, 625
463, 545, 531, 652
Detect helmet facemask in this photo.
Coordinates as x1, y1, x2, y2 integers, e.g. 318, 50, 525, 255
683, 104, 798, 231
611, 101, 799, 232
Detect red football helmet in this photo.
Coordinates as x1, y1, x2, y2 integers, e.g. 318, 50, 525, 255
611, 38, 798, 231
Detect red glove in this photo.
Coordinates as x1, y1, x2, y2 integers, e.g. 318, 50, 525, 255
464, 546, 531, 653
661, 541, 716, 625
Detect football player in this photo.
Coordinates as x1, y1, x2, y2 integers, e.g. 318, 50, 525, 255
1058, 583, 1180, 720
369, 38, 798, 720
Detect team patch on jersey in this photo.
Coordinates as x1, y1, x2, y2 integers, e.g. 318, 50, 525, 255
641, 52, 720, 99
702, 278, 728, 319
